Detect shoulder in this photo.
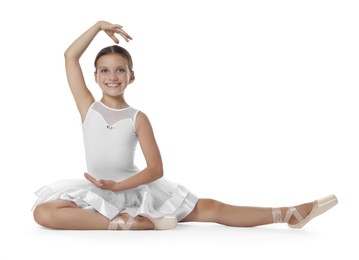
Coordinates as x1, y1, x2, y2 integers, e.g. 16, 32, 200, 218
135, 111, 154, 134
135, 111, 150, 126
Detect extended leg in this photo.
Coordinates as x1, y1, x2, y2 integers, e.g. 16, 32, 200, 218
180, 198, 314, 227
33, 200, 154, 230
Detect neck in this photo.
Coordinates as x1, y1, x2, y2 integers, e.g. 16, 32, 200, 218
101, 95, 129, 109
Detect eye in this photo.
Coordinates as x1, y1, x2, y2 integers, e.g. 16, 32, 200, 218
100, 68, 109, 73
117, 68, 125, 73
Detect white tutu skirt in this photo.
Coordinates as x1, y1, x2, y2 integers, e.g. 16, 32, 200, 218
32, 178, 198, 221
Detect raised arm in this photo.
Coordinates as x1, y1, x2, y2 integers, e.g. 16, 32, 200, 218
64, 21, 132, 121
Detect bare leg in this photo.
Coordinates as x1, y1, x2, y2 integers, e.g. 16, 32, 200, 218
33, 200, 155, 230
180, 199, 313, 227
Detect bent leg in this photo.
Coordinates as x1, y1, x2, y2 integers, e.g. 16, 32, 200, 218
33, 200, 154, 230
181, 198, 313, 227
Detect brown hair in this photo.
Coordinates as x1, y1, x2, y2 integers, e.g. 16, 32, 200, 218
94, 45, 133, 72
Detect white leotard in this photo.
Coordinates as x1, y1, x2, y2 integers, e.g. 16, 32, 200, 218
82, 101, 140, 181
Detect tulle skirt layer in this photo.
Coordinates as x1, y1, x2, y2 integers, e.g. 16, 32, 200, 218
32, 178, 198, 221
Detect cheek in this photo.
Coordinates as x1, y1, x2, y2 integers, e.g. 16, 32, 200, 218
96, 74, 105, 83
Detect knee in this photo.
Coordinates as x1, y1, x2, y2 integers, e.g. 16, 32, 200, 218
196, 199, 224, 221
200, 199, 223, 212
33, 203, 54, 228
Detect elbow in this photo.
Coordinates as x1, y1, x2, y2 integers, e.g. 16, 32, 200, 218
64, 49, 79, 60
64, 51, 72, 62
156, 166, 164, 179
151, 165, 163, 180
64, 52, 74, 60
158, 168, 164, 179
64, 49, 71, 59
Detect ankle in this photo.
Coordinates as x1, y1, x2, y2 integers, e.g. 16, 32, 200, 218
287, 202, 313, 224
272, 207, 289, 223
108, 213, 134, 230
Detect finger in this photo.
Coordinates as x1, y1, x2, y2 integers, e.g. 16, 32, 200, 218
84, 172, 95, 180
84, 173, 100, 185
84, 172, 92, 180
110, 35, 120, 44
115, 28, 133, 42
119, 33, 132, 42
112, 24, 123, 29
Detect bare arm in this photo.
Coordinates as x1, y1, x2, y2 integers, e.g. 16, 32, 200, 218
85, 112, 164, 191
64, 21, 132, 121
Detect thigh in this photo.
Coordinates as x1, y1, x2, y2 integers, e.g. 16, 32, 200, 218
34, 200, 78, 212
180, 198, 222, 222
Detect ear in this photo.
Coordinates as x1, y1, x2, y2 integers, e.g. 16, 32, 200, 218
129, 71, 135, 84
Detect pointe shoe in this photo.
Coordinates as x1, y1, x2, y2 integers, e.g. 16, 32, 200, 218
108, 215, 135, 230
145, 214, 177, 230
287, 194, 338, 229
108, 214, 177, 230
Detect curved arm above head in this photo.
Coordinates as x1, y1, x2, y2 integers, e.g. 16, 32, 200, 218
64, 21, 132, 122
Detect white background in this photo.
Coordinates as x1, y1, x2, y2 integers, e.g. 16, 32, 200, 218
0, 0, 358, 259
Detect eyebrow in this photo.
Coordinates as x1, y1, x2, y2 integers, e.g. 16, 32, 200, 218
97, 66, 127, 72
97, 66, 126, 69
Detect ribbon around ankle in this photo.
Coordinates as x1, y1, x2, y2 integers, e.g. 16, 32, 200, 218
107, 215, 135, 230
272, 208, 282, 223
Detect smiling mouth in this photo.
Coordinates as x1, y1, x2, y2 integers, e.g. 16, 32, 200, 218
106, 83, 121, 88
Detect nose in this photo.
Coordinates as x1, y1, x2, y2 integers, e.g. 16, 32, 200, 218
109, 70, 118, 81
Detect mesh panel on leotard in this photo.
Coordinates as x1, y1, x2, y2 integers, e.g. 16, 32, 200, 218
92, 102, 138, 126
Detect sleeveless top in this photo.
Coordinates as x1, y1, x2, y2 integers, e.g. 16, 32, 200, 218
82, 101, 140, 182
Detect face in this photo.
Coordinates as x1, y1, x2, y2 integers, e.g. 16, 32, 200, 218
94, 54, 135, 97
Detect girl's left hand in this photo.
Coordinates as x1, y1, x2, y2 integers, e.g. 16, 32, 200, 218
84, 172, 118, 191
99, 21, 132, 44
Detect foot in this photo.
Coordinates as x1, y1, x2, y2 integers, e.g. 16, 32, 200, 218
108, 213, 155, 230
133, 215, 156, 230
138, 214, 177, 230
286, 202, 314, 226
272, 194, 338, 228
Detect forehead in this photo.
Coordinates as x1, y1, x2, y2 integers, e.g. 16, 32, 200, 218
96, 53, 129, 68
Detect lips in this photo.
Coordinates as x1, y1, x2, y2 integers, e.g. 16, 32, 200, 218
106, 83, 121, 88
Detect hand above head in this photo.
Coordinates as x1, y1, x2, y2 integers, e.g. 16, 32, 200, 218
84, 172, 119, 192
98, 21, 133, 44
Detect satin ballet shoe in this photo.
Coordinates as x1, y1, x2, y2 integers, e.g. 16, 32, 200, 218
272, 194, 338, 228
288, 194, 338, 229
108, 214, 177, 230
108, 215, 135, 230
142, 214, 177, 230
